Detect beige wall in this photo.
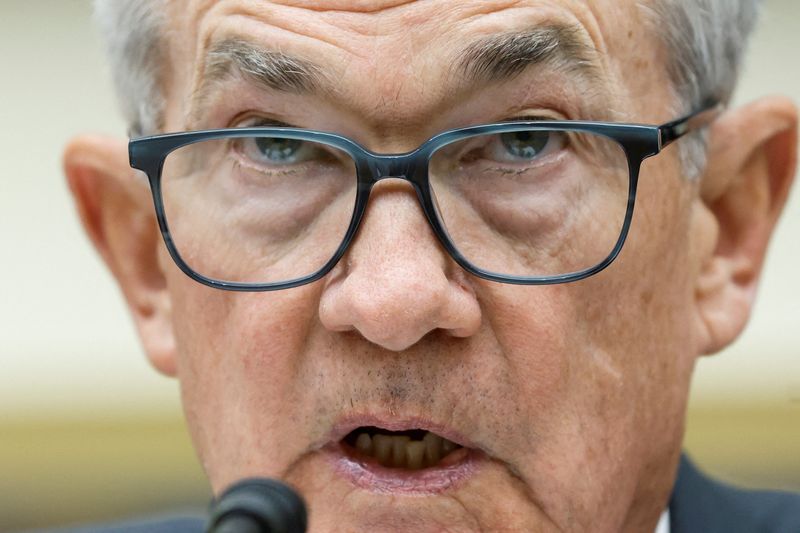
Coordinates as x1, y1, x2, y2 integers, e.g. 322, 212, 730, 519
0, 0, 798, 528
1, 1, 176, 420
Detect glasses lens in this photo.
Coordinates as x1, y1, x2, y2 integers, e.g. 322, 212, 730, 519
428, 127, 630, 279
160, 134, 358, 285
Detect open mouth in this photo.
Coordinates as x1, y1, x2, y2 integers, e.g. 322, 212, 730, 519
341, 426, 466, 470
324, 419, 482, 494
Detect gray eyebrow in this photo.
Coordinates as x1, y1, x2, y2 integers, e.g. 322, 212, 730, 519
190, 38, 325, 122
204, 38, 323, 92
455, 25, 599, 84
190, 27, 600, 126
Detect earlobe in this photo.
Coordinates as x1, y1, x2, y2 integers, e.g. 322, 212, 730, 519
64, 135, 178, 376
693, 96, 798, 355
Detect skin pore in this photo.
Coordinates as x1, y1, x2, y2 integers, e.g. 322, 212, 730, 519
64, 0, 797, 531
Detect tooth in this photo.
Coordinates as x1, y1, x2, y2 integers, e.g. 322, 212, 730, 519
355, 433, 372, 455
442, 438, 458, 455
406, 441, 426, 470
423, 432, 443, 466
373, 434, 392, 466
391, 436, 411, 467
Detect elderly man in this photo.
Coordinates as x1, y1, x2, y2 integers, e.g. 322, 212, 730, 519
63, 0, 799, 531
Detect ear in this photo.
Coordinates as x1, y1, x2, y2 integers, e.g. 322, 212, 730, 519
694, 96, 798, 355
64, 135, 177, 376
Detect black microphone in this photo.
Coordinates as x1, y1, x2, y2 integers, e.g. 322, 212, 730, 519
206, 478, 308, 533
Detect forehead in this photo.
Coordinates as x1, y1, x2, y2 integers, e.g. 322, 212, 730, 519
175, 0, 642, 44
165, 0, 662, 130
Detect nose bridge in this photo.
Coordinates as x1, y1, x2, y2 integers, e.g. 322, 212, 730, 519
358, 176, 435, 254
352, 139, 446, 277
318, 152, 481, 351
350, 149, 448, 283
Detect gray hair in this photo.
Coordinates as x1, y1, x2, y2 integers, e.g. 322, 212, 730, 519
94, 0, 761, 174
642, 0, 762, 177
94, 0, 167, 136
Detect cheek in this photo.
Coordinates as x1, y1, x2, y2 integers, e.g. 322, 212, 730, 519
573, 156, 698, 473
479, 158, 698, 523
585, 157, 698, 422
168, 273, 322, 489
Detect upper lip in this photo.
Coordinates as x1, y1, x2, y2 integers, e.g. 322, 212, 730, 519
325, 413, 479, 451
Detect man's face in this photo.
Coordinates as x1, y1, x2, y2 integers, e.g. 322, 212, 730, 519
87, 0, 763, 531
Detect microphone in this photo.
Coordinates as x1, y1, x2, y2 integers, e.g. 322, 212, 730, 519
206, 478, 308, 533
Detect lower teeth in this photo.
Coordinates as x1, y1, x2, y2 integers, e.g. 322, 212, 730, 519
345, 429, 462, 469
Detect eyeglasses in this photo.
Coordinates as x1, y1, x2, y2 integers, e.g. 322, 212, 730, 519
129, 104, 720, 291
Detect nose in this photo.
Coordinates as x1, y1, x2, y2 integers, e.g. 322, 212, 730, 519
319, 180, 482, 352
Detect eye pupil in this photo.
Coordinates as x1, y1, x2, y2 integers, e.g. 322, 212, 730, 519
501, 131, 549, 159
255, 137, 302, 162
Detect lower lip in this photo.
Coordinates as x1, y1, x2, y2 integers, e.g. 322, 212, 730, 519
323, 442, 483, 495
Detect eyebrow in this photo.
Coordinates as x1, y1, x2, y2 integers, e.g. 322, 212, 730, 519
204, 38, 323, 92
190, 38, 325, 121
190, 25, 600, 124
454, 24, 600, 85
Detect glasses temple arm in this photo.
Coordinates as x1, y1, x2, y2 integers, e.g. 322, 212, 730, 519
658, 102, 724, 149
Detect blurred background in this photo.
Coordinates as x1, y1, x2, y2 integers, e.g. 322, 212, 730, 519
1, 0, 798, 530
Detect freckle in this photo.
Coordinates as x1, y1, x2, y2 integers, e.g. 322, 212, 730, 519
641, 290, 654, 306
628, 30, 634, 39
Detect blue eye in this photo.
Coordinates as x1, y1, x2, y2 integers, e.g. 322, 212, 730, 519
234, 135, 325, 168
499, 130, 551, 160
254, 137, 303, 163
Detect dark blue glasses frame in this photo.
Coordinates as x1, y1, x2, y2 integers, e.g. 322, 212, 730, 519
129, 103, 721, 291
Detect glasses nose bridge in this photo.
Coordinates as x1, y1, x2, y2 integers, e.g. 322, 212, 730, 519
367, 152, 421, 185
355, 150, 444, 246
360, 152, 435, 229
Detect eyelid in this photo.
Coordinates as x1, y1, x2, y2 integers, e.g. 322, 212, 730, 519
231, 111, 564, 130
232, 114, 295, 128
498, 103, 573, 122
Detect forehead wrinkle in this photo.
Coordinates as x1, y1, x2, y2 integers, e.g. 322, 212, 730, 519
195, 1, 411, 59
267, 0, 418, 15
183, 2, 355, 128
180, 0, 626, 132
